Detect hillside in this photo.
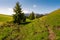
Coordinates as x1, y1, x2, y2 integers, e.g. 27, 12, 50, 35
40, 9, 60, 40
0, 9, 60, 40
0, 14, 12, 24
0, 14, 48, 40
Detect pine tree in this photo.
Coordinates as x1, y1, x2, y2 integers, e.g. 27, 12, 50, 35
13, 2, 26, 24
29, 12, 35, 20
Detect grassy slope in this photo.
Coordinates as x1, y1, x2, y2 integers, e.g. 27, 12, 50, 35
0, 9, 60, 40
40, 9, 60, 40
0, 14, 48, 40
0, 14, 12, 24
21, 19, 48, 40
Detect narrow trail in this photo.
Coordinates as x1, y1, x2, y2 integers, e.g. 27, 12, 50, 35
47, 27, 56, 40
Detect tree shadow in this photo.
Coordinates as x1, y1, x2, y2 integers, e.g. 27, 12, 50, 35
20, 22, 31, 25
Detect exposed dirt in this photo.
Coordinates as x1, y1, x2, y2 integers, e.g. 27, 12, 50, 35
47, 27, 56, 40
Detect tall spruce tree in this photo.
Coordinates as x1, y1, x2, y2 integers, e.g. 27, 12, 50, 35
29, 12, 35, 20
13, 2, 25, 24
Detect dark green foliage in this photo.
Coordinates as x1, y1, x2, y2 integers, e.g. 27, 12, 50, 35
21, 13, 26, 22
36, 14, 44, 18
13, 2, 26, 24
29, 12, 35, 20
23, 16, 26, 22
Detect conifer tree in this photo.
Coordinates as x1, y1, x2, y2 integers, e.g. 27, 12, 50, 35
13, 2, 26, 24
29, 12, 35, 20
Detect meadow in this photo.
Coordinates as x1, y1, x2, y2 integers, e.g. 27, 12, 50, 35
0, 9, 60, 40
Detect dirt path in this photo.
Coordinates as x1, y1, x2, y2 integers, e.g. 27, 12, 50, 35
47, 27, 56, 40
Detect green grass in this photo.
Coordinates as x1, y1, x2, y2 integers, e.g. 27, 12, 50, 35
0, 9, 60, 40
0, 14, 48, 40
0, 14, 12, 24
20, 19, 48, 40
40, 9, 60, 40
0, 18, 49, 40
